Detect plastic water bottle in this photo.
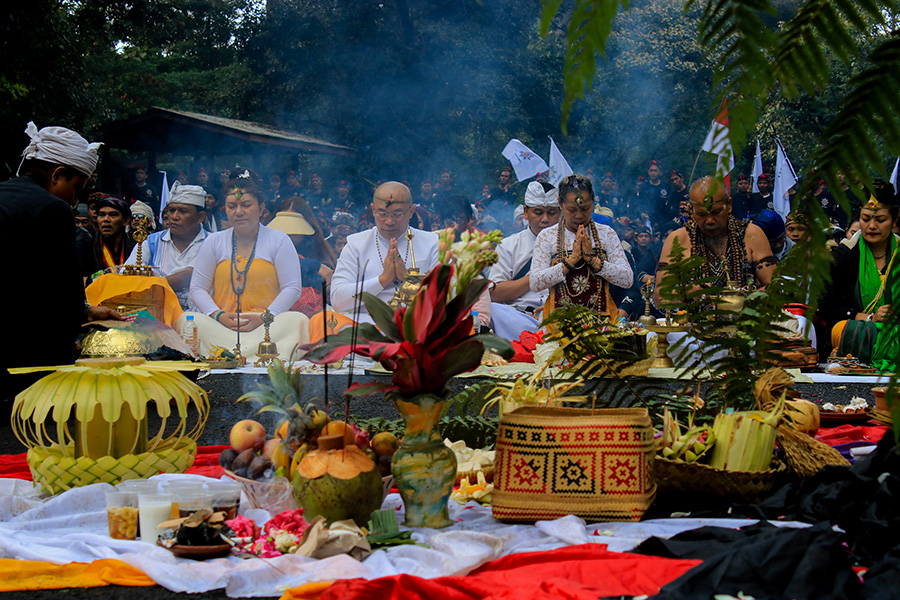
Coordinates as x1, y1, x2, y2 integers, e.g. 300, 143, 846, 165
182, 315, 199, 356
472, 311, 481, 335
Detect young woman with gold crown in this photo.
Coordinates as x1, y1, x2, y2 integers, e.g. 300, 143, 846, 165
530, 174, 633, 323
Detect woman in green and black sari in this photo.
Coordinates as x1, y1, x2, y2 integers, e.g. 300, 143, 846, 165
821, 178, 899, 372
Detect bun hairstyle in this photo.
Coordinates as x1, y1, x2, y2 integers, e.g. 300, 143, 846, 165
558, 174, 595, 206
222, 167, 266, 204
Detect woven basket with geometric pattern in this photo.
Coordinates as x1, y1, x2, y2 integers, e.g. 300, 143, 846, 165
492, 406, 657, 523
27, 440, 197, 495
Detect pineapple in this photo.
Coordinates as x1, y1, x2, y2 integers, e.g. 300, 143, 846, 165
238, 359, 327, 452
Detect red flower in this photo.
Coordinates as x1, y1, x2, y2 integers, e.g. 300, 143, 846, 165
264, 508, 309, 537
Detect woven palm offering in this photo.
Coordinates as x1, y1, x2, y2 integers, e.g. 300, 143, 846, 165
10, 357, 208, 494
753, 367, 850, 477
492, 406, 657, 523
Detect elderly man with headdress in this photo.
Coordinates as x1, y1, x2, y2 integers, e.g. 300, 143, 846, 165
125, 182, 209, 310
822, 179, 899, 370
178, 169, 307, 361
0, 122, 121, 419
531, 174, 633, 320
489, 181, 561, 340
330, 181, 440, 328
654, 177, 775, 307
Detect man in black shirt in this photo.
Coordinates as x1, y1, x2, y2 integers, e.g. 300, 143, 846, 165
1, 123, 120, 423
732, 174, 755, 220
641, 160, 671, 224
753, 173, 774, 214
486, 167, 519, 235
129, 165, 160, 218
668, 170, 690, 223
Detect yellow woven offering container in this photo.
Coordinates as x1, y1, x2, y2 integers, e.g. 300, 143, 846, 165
492, 406, 657, 523
27, 441, 197, 495
11, 357, 208, 495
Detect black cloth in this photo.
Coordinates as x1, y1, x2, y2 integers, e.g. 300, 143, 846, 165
638, 521, 862, 600
75, 225, 99, 278
128, 182, 160, 217
753, 192, 774, 213
640, 181, 672, 222
819, 240, 868, 329
91, 232, 136, 274
731, 191, 765, 221
0, 177, 86, 413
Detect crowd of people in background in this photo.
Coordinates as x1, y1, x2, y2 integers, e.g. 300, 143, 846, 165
23, 124, 900, 370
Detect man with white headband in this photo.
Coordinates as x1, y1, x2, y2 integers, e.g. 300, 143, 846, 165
126, 181, 209, 310
488, 181, 561, 340
0, 122, 120, 421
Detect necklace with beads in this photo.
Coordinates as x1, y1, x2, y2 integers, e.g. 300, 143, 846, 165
231, 231, 259, 312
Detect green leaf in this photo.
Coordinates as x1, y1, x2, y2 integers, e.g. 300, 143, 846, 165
361, 292, 402, 341
477, 334, 515, 360
439, 339, 485, 381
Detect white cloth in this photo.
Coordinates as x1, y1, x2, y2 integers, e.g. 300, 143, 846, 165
189, 225, 302, 316
530, 223, 633, 293
175, 311, 309, 361
127, 227, 209, 309
524, 181, 558, 207
129, 200, 155, 222
491, 302, 539, 340
0, 475, 811, 598
331, 226, 439, 324
20, 121, 101, 176
489, 227, 545, 308
168, 182, 207, 208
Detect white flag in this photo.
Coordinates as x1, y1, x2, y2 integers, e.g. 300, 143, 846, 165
502, 139, 549, 182
891, 158, 899, 193
701, 100, 735, 186
773, 139, 797, 219
158, 170, 170, 218
548, 137, 574, 187
751, 140, 763, 193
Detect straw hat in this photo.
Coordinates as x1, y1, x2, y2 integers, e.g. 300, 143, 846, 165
267, 211, 315, 236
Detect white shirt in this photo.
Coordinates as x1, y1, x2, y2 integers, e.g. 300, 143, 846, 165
189, 225, 302, 316
332, 226, 439, 322
530, 223, 633, 293
126, 227, 209, 309
489, 226, 545, 308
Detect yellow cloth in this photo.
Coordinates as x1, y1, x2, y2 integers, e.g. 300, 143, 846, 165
0, 558, 156, 591
831, 319, 849, 350
308, 310, 355, 343
85, 274, 183, 327
213, 258, 280, 313
279, 581, 335, 600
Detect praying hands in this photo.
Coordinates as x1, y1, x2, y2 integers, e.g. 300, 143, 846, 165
378, 237, 408, 287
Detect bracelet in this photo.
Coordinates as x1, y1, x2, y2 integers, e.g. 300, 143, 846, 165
867, 313, 874, 322
213, 310, 225, 323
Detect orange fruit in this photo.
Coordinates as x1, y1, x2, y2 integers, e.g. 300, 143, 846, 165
275, 419, 290, 440
371, 432, 400, 457
322, 420, 355, 446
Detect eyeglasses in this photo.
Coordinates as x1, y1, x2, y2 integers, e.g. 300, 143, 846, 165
374, 209, 409, 220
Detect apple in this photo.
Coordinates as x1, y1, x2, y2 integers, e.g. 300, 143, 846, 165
230, 419, 266, 453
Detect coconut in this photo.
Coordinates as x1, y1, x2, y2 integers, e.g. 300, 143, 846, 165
291, 435, 383, 527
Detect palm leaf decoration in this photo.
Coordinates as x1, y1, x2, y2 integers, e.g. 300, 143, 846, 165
542, 0, 900, 432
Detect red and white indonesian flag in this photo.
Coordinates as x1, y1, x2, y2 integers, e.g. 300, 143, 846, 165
502, 139, 549, 182
751, 140, 764, 193
548, 137, 574, 187
701, 99, 735, 189
773, 138, 797, 218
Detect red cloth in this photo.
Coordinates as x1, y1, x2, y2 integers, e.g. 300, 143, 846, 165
815, 425, 889, 447
316, 544, 700, 600
510, 330, 544, 363
0, 445, 228, 481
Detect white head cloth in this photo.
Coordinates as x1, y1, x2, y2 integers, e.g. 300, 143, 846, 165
130, 201, 154, 220
524, 181, 558, 207
513, 205, 525, 220
20, 122, 101, 177
169, 181, 207, 208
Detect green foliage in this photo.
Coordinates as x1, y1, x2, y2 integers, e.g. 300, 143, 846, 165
350, 416, 406, 439
351, 413, 500, 450
441, 382, 496, 418
237, 359, 319, 444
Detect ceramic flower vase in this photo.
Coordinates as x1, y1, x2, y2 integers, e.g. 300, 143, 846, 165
390, 392, 457, 528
